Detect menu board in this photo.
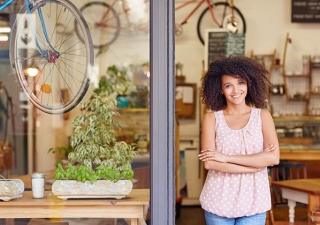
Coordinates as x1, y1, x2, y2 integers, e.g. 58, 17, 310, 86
204, 29, 245, 70
292, 0, 320, 22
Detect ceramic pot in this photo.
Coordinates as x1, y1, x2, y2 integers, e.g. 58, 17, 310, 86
0, 179, 24, 201
52, 179, 133, 200
116, 95, 129, 108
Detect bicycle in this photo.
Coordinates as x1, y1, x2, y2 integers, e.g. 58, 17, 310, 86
2, 0, 94, 114
75, 0, 246, 49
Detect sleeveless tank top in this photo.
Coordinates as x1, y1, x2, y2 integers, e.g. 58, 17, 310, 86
199, 108, 270, 218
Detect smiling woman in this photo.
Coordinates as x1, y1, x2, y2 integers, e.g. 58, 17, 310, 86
199, 56, 279, 225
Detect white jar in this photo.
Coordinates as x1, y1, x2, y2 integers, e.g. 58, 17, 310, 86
31, 173, 45, 198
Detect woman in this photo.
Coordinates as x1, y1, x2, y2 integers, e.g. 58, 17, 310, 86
198, 56, 279, 225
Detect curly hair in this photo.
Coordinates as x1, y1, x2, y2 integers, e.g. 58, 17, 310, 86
200, 56, 271, 111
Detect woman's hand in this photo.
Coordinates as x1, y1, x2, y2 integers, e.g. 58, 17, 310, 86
198, 148, 229, 163
264, 144, 275, 152
264, 144, 276, 166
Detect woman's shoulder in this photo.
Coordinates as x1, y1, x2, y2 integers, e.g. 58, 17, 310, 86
203, 110, 219, 122
251, 108, 271, 116
259, 108, 273, 122
204, 111, 216, 119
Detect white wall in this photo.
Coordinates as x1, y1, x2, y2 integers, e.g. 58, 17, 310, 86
34, 0, 320, 172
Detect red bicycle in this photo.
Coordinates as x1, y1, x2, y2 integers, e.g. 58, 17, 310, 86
76, 0, 246, 48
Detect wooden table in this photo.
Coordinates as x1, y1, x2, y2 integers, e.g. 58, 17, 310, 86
0, 189, 149, 225
272, 179, 320, 224
280, 149, 320, 161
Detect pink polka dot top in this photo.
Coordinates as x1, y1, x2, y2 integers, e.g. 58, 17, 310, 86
199, 108, 271, 218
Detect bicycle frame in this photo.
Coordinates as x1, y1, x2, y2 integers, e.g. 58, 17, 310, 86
0, 0, 60, 60
175, 0, 230, 28
0, 0, 15, 11
96, 0, 145, 31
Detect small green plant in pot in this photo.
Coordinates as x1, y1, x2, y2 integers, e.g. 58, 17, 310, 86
106, 65, 132, 108
52, 92, 138, 199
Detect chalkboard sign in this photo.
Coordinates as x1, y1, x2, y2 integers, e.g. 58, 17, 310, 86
292, 0, 320, 22
204, 29, 245, 70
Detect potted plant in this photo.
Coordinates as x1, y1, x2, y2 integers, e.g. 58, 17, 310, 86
105, 65, 132, 108
0, 175, 24, 201
51, 92, 138, 199
48, 146, 73, 167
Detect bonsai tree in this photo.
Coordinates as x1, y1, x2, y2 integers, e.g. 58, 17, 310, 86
53, 92, 138, 183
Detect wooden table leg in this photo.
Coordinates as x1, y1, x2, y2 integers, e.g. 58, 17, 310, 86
5, 218, 14, 225
130, 218, 138, 225
308, 194, 320, 225
288, 199, 296, 222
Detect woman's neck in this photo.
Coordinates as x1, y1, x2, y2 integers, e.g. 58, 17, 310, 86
223, 105, 251, 115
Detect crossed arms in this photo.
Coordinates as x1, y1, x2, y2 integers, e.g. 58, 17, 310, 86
198, 110, 280, 174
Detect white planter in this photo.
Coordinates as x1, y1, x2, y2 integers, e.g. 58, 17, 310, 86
0, 179, 24, 201
52, 180, 133, 200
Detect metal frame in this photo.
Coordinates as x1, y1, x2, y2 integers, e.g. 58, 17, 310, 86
150, 0, 175, 224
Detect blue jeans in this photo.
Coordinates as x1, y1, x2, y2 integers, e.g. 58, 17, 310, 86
204, 210, 266, 225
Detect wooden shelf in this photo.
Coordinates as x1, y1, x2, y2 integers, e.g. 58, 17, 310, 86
311, 62, 320, 68
115, 108, 149, 113
284, 74, 310, 77
273, 115, 320, 121
287, 97, 309, 101
310, 91, 320, 95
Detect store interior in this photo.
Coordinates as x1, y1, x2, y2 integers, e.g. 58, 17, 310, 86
0, 0, 319, 224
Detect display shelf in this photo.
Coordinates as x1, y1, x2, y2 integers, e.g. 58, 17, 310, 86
284, 74, 310, 77
273, 115, 320, 121
251, 35, 320, 117
115, 108, 150, 113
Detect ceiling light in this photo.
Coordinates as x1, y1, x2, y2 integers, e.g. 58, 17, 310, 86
23, 59, 41, 77
0, 35, 8, 41
0, 27, 11, 33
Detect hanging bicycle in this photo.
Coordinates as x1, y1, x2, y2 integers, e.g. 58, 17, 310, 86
75, 0, 246, 49
3, 0, 94, 114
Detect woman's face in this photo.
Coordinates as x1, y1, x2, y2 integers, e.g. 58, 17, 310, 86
221, 75, 248, 105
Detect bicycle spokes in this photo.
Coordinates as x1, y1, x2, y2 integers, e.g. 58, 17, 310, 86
197, 2, 246, 45
10, 0, 93, 114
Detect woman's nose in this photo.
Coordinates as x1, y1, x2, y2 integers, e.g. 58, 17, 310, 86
232, 85, 238, 93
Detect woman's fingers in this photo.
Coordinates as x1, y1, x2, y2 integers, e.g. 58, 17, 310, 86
264, 144, 275, 152
198, 150, 228, 163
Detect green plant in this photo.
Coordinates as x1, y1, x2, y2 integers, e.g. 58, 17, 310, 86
48, 146, 73, 165
53, 92, 137, 183
105, 65, 132, 96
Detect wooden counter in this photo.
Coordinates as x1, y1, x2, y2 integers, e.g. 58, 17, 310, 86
280, 149, 320, 160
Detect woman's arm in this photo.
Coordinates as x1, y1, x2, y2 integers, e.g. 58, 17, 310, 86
203, 160, 263, 173
200, 112, 262, 173
199, 109, 280, 168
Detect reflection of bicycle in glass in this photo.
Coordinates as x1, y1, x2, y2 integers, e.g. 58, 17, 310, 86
76, 0, 246, 49
3, 0, 93, 114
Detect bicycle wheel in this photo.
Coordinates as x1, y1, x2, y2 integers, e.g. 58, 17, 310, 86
10, 0, 93, 114
197, 2, 246, 45
76, 1, 120, 49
